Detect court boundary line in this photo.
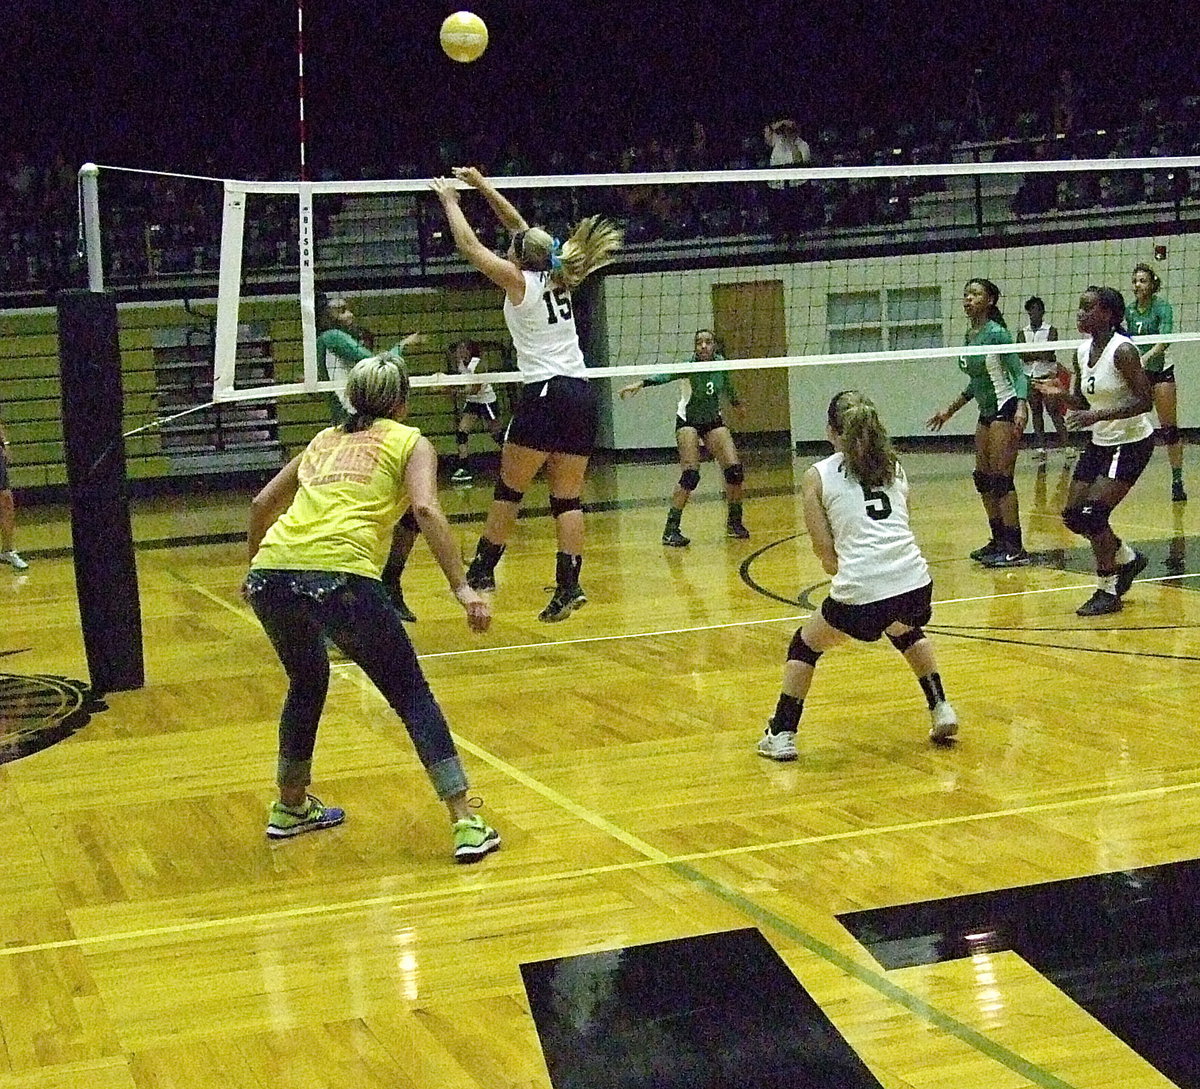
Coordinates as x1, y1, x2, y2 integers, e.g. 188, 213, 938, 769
177, 569, 1198, 664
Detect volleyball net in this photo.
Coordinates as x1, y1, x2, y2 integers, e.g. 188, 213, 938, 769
81, 154, 1200, 443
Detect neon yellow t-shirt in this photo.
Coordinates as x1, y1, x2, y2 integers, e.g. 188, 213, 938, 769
251, 418, 421, 579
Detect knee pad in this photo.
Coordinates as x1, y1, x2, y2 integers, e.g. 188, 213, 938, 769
398, 506, 420, 532
455, 430, 469, 446
972, 469, 991, 496
1062, 500, 1111, 537
678, 468, 701, 492
549, 495, 583, 517
887, 628, 925, 653
494, 480, 524, 504
723, 463, 745, 486
786, 630, 822, 666
990, 474, 1015, 498
1160, 425, 1181, 445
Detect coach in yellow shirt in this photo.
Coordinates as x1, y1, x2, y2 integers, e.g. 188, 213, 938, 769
246, 352, 500, 863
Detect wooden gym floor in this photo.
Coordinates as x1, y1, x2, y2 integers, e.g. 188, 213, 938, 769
1, 445, 1198, 1089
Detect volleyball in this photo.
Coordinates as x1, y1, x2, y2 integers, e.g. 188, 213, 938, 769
440, 11, 488, 63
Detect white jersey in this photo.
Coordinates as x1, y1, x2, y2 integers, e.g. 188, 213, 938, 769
460, 356, 497, 405
1077, 333, 1154, 447
503, 270, 586, 383
1018, 323, 1058, 379
815, 452, 930, 605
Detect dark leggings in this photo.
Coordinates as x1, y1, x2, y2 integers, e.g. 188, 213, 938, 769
245, 570, 467, 799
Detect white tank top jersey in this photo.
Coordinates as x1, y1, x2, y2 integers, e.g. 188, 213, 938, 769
1077, 333, 1155, 447
503, 270, 587, 383
815, 452, 930, 605
462, 356, 497, 405
1019, 323, 1058, 378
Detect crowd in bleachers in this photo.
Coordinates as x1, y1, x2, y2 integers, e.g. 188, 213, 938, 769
4, 93, 1200, 301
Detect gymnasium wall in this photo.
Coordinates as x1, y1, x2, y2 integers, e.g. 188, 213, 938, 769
0, 290, 507, 491
601, 230, 1200, 447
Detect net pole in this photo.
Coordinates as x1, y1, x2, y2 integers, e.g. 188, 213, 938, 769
78, 163, 104, 291
296, 0, 308, 181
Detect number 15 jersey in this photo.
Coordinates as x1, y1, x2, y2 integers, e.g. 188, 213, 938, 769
504, 270, 587, 383
815, 452, 930, 605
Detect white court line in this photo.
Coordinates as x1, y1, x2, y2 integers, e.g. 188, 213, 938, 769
180, 567, 1199, 665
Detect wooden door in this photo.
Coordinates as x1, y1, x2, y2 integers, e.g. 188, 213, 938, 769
711, 279, 790, 434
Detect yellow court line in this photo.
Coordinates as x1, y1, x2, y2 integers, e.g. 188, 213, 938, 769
7, 772, 1198, 958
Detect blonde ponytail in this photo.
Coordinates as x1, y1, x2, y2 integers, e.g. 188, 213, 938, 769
516, 217, 623, 291
827, 390, 897, 489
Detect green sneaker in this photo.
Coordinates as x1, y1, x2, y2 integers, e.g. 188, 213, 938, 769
266, 795, 346, 839
452, 814, 500, 863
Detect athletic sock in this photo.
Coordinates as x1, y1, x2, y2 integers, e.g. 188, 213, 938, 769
770, 693, 803, 733
555, 551, 582, 591
918, 672, 946, 710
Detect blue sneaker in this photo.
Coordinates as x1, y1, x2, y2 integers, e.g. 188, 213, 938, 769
267, 795, 346, 839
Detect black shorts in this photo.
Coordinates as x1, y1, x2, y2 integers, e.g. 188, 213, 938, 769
504, 376, 597, 456
1146, 366, 1175, 386
0, 453, 8, 492
676, 415, 726, 439
1072, 434, 1155, 487
821, 581, 934, 643
978, 397, 1020, 426
462, 400, 499, 424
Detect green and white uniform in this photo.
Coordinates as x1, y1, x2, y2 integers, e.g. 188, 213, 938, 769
644, 355, 739, 428
1125, 296, 1173, 374
316, 327, 372, 425
959, 320, 1027, 417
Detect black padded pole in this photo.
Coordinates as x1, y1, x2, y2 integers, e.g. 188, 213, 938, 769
56, 290, 144, 694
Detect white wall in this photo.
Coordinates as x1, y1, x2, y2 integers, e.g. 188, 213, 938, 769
600, 232, 1199, 446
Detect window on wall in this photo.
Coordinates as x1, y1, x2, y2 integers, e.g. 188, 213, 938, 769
827, 287, 943, 353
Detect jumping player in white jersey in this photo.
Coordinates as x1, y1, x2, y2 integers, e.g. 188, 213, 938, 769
1035, 286, 1154, 616
757, 390, 958, 761
431, 168, 622, 621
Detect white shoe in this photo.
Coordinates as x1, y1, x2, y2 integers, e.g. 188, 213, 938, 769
1064, 447, 1079, 462
757, 725, 797, 761
929, 701, 959, 743
1, 551, 28, 571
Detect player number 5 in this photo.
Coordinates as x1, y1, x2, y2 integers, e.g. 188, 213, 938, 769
862, 486, 892, 520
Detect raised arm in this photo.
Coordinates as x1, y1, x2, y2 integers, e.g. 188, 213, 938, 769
431, 177, 526, 298
453, 166, 527, 232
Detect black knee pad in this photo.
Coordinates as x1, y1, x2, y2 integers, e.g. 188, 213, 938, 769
1062, 500, 1111, 537
786, 630, 822, 665
1160, 425, 1181, 445
679, 468, 700, 492
455, 430, 469, 446
972, 469, 991, 496
990, 474, 1015, 498
887, 627, 925, 653
549, 495, 583, 517
398, 506, 420, 532
723, 463, 745, 486
494, 480, 524, 504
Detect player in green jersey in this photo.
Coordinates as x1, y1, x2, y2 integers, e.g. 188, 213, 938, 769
927, 278, 1030, 567
620, 329, 750, 544
1127, 263, 1184, 501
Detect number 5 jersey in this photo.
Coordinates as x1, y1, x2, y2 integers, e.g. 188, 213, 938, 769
815, 452, 930, 605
